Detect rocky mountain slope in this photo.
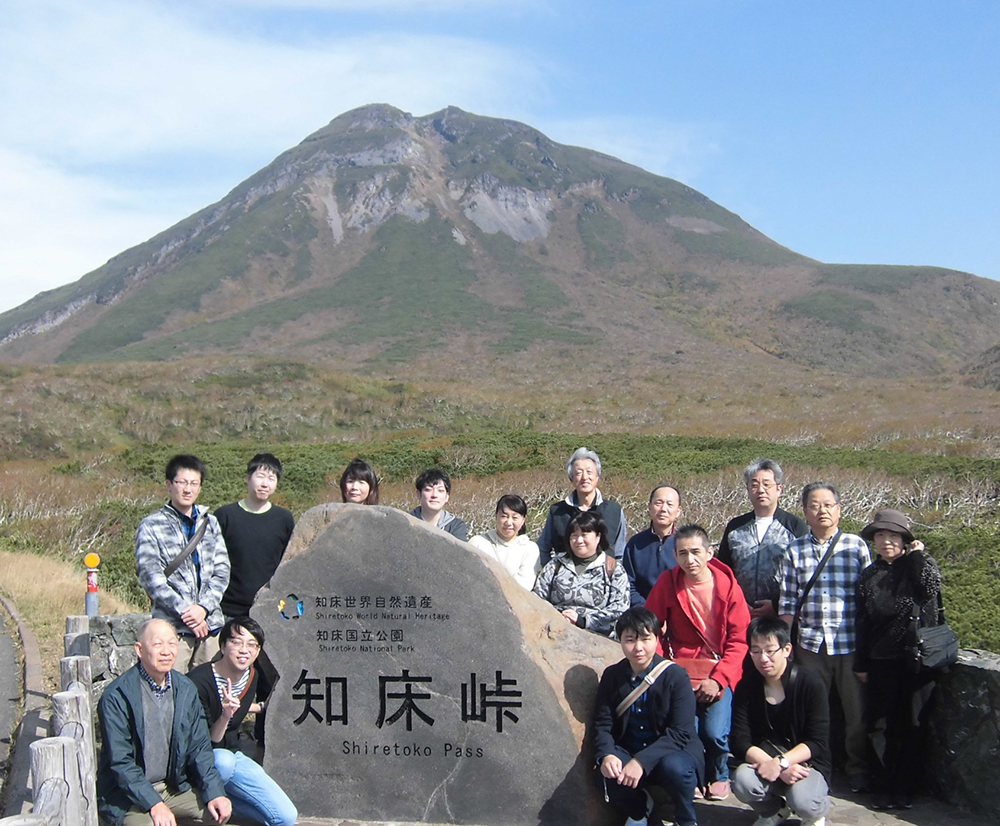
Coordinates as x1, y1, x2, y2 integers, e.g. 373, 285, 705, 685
2, 104, 997, 383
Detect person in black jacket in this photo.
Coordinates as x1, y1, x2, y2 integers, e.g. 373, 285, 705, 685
730, 615, 830, 826
854, 509, 942, 810
188, 617, 297, 826
593, 607, 703, 826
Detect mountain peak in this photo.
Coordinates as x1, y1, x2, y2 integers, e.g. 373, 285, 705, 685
1, 104, 997, 383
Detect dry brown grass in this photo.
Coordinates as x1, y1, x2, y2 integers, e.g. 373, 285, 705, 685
0, 550, 143, 692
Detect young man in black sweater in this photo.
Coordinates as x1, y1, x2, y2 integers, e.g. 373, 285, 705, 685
730, 615, 831, 826
216, 453, 295, 620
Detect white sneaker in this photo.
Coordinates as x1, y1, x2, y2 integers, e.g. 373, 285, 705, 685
752, 807, 791, 826
624, 817, 647, 826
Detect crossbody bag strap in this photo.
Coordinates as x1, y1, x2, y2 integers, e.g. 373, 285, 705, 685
163, 515, 209, 579
615, 660, 673, 718
793, 530, 842, 622
911, 588, 947, 626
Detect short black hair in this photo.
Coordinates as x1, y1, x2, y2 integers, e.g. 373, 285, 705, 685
648, 484, 681, 504
247, 453, 283, 480
165, 454, 206, 483
564, 510, 609, 553
415, 468, 451, 493
219, 616, 265, 648
340, 458, 380, 505
616, 607, 661, 639
747, 615, 792, 648
674, 523, 710, 548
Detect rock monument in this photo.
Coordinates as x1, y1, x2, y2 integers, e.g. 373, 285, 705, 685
255, 504, 621, 825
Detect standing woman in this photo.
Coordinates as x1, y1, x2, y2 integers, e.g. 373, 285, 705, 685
532, 511, 629, 636
188, 618, 298, 826
339, 458, 380, 505
854, 509, 942, 810
469, 494, 541, 590
537, 447, 627, 565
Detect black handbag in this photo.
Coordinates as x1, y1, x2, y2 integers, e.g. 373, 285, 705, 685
906, 591, 959, 672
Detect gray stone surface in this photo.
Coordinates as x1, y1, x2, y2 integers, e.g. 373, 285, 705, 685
926, 649, 1000, 821
255, 504, 622, 826
88, 612, 149, 703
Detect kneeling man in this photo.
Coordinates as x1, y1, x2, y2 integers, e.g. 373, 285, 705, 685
593, 607, 703, 826
730, 615, 831, 826
97, 618, 231, 826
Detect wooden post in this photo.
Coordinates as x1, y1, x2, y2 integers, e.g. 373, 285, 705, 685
60, 655, 92, 694
28, 737, 85, 826
51, 688, 97, 826
64, 615, 90, 658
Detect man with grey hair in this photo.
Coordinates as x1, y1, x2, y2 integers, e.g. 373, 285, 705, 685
537, 447, 627, 565
717, 458, 808, 618
97, 618, 231, 826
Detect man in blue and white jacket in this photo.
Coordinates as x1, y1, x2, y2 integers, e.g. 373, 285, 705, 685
136, 454, 230, 670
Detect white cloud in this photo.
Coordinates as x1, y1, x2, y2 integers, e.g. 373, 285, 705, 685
0, 149, 204, 313
539, 116, 722, 187
0, 0, 549, 314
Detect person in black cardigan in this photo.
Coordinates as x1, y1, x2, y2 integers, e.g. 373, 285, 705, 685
593, 607, 704, 826
854, 509, 942, 810
730, 615, 831, 826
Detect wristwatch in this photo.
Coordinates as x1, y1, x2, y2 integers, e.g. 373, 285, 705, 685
778, 755, 790, 770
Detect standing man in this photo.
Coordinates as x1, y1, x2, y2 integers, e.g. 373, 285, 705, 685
779, 482, 872, 792
717, 458, 807, 618
216, 453, 295, 621
410, 468, 468, 541
137, 455, 230, 670
97, 618, 231, 826
538, 447, 627, 565
622, 485, 682, 606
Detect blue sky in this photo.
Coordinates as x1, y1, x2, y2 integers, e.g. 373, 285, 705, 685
1, 0, 998, 315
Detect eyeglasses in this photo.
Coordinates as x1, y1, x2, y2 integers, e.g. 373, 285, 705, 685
228, 641, 260, 652
171, 479, 201, 489
749, 646, 784, 659
806, 502, 839, 513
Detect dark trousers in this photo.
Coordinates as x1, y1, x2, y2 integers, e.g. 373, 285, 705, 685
865, 658, 936, 796
601, 750, 699, 826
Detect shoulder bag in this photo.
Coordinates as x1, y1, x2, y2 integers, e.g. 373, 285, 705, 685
906, 590, 959, 672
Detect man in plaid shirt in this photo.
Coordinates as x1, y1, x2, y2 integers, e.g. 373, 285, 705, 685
779, 482, 872, 792
136, 454, 230, 671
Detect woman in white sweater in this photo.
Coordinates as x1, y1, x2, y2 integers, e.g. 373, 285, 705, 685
469, 494, 541, 590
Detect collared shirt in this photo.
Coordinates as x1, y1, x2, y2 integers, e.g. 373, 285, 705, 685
620, 662, 656, 754
778, 531, 872, 655
622, 525, 678, 606
137, 662, 172, 701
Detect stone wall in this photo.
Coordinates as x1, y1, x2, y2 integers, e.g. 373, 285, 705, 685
926, 649, 1000, 821
88, 612, 150, 703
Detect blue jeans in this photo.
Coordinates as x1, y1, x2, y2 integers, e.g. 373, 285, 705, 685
696, 687, 732, 783
213, 748, 297, 826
